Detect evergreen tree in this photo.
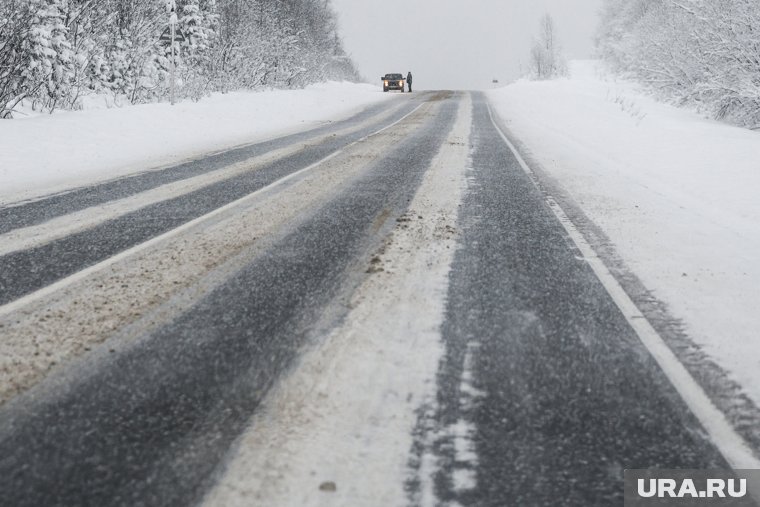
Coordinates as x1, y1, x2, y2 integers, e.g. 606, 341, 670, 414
0, 0, 74, 116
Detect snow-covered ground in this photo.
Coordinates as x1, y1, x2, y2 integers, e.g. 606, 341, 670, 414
488, 61, 760, 408
0, 82, 390, 204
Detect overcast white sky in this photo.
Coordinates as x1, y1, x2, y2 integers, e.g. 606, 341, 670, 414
330, 0, 602, 90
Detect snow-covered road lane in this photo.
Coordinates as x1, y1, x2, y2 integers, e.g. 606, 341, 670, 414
0, 98, 421, 307
0, 98, 403, 233
0, 93, 431, 408
0, 92, 459, 506
414, 93, 745, 505
203, 93, 473, 507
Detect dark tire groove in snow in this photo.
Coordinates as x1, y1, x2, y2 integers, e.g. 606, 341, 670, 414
0, 99, 423, 306
425, 93, 727, 506
0, 99, 412, 235
0, 96, 459, 507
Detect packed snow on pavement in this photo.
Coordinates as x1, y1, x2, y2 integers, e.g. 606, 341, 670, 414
488, 60, 760, 408
0, 82, 391, 205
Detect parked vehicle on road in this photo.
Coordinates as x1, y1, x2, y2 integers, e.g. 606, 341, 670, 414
381, 73, 405, 92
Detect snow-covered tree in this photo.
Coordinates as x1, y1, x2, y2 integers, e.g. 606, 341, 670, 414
175, 0, 218, 100
596, 0, 760, 128
528, 13, 567, 80
0, 0, 74, 117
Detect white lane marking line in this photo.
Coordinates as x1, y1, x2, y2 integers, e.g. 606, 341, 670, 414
0, 103, 430, 318
488, 104, 760, 471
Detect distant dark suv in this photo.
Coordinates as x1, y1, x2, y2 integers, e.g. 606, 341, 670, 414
381, 73, 405, 92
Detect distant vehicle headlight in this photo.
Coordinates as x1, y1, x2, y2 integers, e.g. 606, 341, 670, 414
385, 81, 389, 86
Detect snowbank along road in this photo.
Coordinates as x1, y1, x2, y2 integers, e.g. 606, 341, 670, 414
0, 91, 758, 506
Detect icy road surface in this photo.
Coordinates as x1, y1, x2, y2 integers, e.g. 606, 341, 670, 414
0, 91, 758, 506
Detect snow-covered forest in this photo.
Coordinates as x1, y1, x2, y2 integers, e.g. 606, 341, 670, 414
0, 0, 360, 118
596, 0, 760, 129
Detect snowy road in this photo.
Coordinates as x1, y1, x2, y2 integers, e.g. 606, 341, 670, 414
0, 91, 757, 506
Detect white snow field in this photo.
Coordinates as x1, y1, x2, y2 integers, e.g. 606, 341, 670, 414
488, 61, 760, 408
0, 82, 391, 204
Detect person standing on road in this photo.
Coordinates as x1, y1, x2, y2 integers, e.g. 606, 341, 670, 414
407, 71, 413, 92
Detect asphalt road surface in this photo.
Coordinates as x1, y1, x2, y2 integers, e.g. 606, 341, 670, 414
0, 91, 753, 506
